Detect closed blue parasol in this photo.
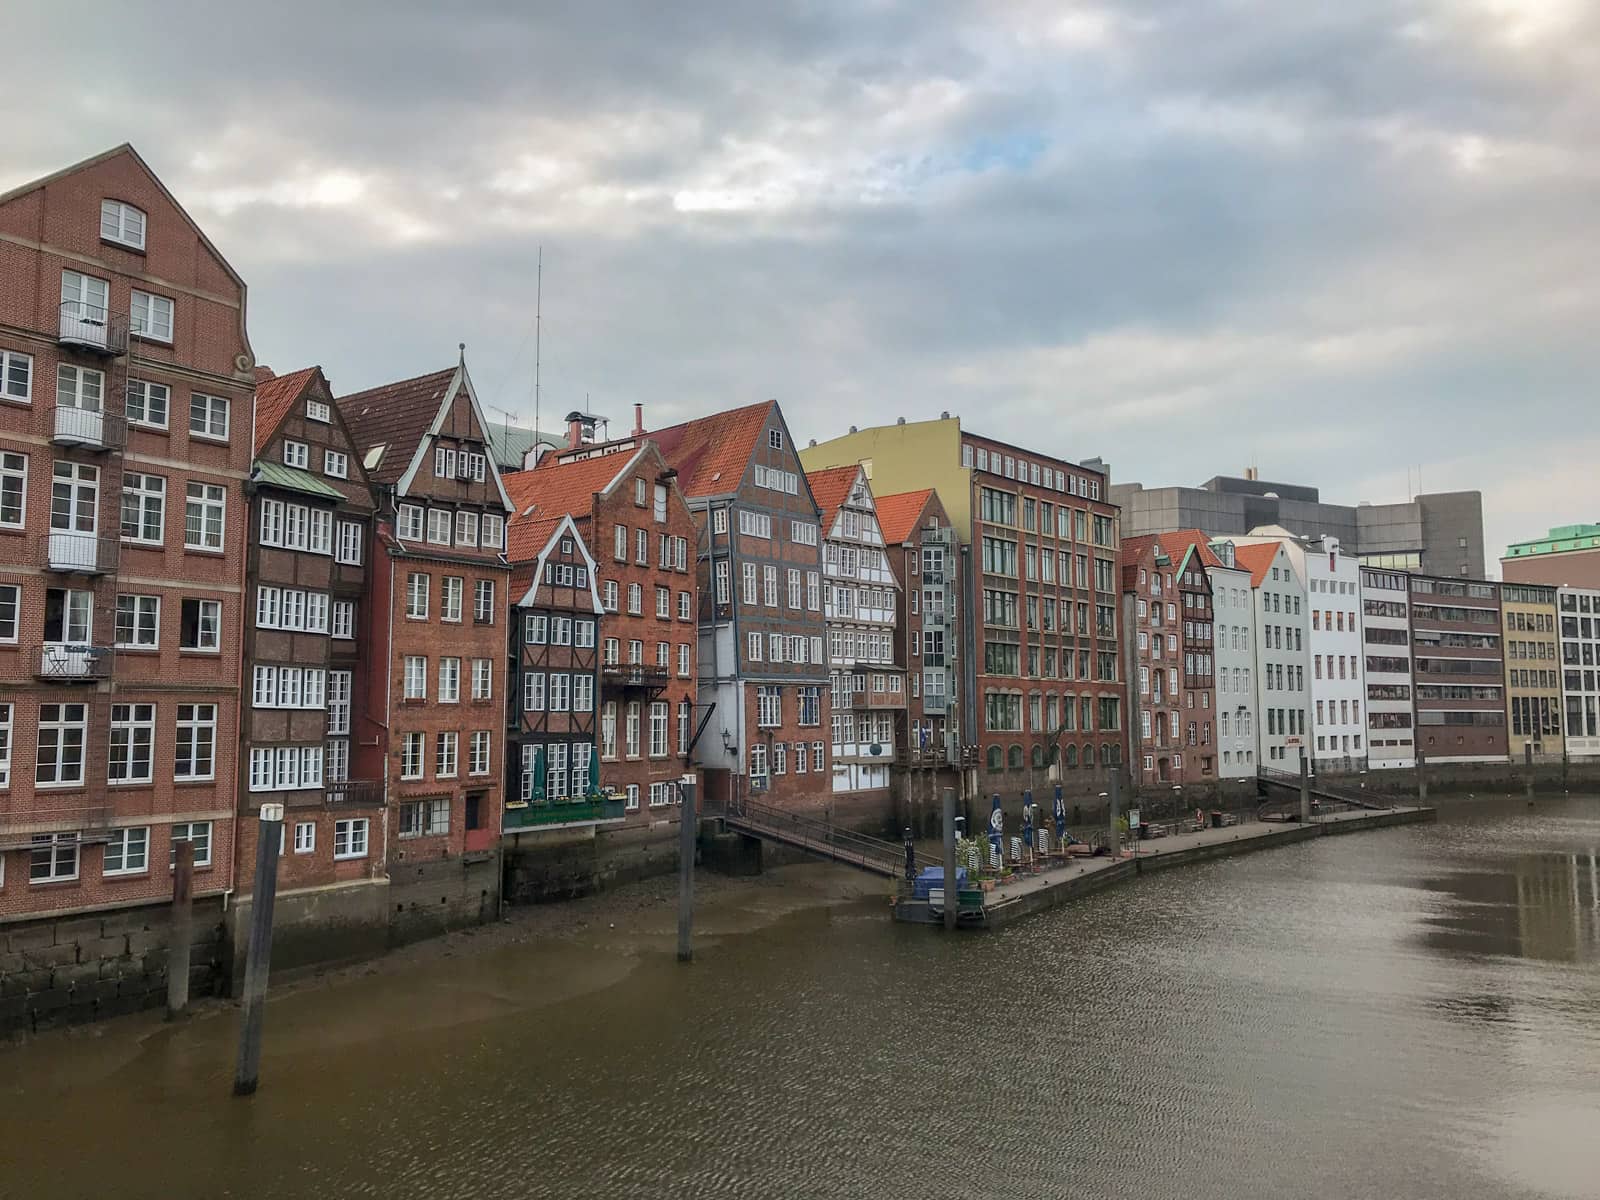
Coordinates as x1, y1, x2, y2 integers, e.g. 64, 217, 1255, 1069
1054, 784, 1067, 842
988, 793, 1003, 863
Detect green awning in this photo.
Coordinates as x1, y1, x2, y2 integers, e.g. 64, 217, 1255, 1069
252, 459, 345, 500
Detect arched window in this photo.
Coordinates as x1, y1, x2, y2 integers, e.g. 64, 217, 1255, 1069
1109, 744, 1122, 766
1030, 744, 1044, 768
1101, 744, 1117, 767
1083, 745, 1095, 768
1008, 744, 1024, 769
1065, 744, 1079, 768
986, 745, 1002, 772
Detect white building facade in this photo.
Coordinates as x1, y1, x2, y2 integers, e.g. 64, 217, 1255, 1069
1240, 541, 1311, 767
820, 468, 904, 793
1559, 587, 1600, 759
1207, 539, 1258, 778
1360, 567, 1415, 769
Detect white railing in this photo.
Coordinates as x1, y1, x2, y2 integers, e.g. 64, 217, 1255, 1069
46, 530, 109, 572
52, 404, 106, 447
38, 644, 106, 680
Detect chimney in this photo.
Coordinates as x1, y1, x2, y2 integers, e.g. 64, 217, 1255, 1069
1245, 466, 1258, 482
565, 410, 589, 450
633, 403, 645, 437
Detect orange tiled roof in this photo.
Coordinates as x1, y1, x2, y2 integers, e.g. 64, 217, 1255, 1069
1161, 527, 1227, 572
805, 465, 860, 534
502, 451, 636, 562
875, 489, 935, 545
552, 399, 771, 500
251, 366, 320, 456
1232, 541, 1281, 588
1119, 533, 1165, 591
336, 366, 458, 485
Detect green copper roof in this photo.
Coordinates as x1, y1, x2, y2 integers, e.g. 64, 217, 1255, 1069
252, 459, 345, 500
1504, 523, 1600, 558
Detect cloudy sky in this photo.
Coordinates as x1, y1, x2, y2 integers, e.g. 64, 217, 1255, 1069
5, 1, 1596, 565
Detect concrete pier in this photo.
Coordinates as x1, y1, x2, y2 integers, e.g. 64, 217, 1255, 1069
893, 806, 1435, 929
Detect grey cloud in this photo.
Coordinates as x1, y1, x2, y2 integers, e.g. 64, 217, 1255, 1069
2, 0, 1596, 564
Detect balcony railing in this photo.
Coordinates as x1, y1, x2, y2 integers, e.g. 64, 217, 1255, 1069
37, 644, 112, 682
601, 664, 671, 689
58, 303, 129, 356
323, 779, 385, 807
503, 794, 627, 830
850, 691, 908, 710
50, 403, 125, 451
43, 530, 117, 574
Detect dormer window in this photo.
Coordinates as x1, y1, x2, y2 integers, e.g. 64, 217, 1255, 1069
100, 200, 146, 251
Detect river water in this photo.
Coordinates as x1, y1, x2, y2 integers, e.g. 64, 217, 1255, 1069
3, 795, 1598, 1200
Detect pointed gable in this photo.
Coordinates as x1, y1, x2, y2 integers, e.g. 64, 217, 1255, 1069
804, 465, 861, 536
336, 357, 513, 515
252, 365, 320, 454
1232, 541, 1283, 588
874, 489, 937, 545
502, 447, 642, 562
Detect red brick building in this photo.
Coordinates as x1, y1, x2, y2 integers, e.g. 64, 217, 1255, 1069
1121, 531, 1219, 788
336, 355, 512, 924
236, 365, 382, 901
504, 418, 697, 823
532, 402, 832, 815
876, 488, 962, 814
0, 146, 252, 919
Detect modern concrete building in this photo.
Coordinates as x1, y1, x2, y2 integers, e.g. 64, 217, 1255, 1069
1502, 524, 1600, 590
1558, 588, 1600, 759
1112, 471, 1485, 578
1359, 567, 1416, 769
1500, 583, 1562, 760
1408, 574, 1506, 763
801, 416, 1124, 798
1233, 542, 1310, 768
1206, 538, 1258, 778
1238, 530, 1368, 770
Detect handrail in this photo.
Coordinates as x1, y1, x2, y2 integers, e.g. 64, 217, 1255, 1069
716, 794, 939, 874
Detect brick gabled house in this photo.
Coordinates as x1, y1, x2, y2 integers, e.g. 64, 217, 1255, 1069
527, 402, 837, 817
1121, 532, 1219, 788
504, 513, 608, 833
876, 487, 963, 815
336, 354, 513, 930
0, 145, 253, 923
504, 422, 697, 825
236, 365, 382, 909
806, 464, 904, 803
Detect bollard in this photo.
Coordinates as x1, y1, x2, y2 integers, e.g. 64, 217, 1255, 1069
233, 804, 283, 1097
166, 838, 194, 1020
677, 774, 697, 962
1108, 772, 1121, 857
942, 787, 958, 931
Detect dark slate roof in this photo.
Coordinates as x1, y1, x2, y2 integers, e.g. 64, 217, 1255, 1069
485, 421, 562, 472
335, 367, 457, 486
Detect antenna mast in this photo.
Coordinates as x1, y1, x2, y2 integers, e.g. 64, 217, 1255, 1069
533, 246, 542, 442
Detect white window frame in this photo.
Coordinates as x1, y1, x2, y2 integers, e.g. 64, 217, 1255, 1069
174, 704, 216, 780
103, 826, 151, 876
130, 289, 174, 343
324, 449, 349, 479
189, 392, 230, 442
184, 482, 226, 551
100, 199, 146, 250
125, 378, 170, 429
333, 818, 369, 861
282, 440, 310, 469
114, 593, 161, 649
336, 519, 362, 564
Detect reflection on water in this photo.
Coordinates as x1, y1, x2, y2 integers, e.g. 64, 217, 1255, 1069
1, 795, 1598, 1200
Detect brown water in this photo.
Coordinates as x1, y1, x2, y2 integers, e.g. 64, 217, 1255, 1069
3, 795, 1598, 1199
